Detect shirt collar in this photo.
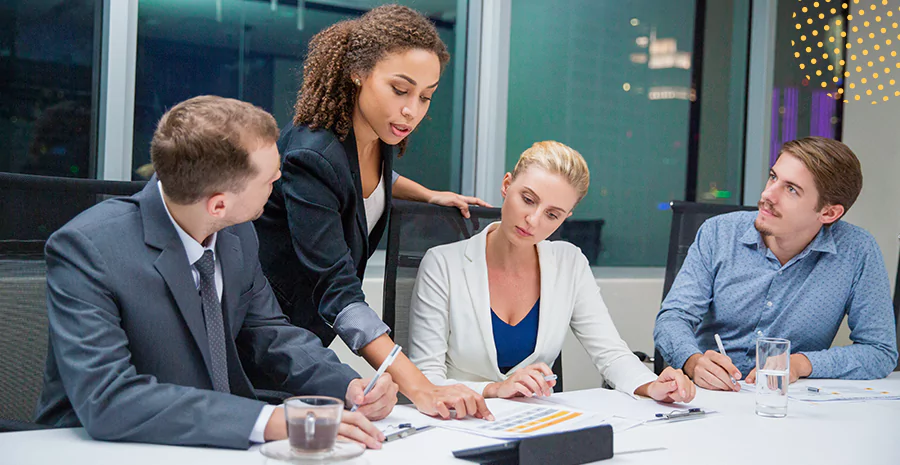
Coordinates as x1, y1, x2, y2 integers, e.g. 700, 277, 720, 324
738, 218, 837, 255
157, 182, 217, 265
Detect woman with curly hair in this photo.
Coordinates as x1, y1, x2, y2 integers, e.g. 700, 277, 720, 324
255, 5, 493, 421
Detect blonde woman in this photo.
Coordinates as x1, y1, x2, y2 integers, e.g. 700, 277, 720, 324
408, 142, 695, 402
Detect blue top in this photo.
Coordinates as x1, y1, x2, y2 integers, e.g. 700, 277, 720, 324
492, 299, 540, 373
654, 211, 898, 379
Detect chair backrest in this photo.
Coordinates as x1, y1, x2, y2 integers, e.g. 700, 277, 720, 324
894, 238, 899, 371
654, 201, 757, 374
0, 172, 146, 431
383, 200, 564, 392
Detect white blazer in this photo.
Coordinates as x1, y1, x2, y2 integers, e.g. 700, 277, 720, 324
408, 223, 658, 397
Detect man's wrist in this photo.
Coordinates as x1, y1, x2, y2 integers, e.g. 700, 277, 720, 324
682, 353, 701, 379
792, 353, 813, 378
483, 382, 499, 398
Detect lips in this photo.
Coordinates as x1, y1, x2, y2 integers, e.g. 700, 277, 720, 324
390, 123, 411, 138
515, 226, 533, 237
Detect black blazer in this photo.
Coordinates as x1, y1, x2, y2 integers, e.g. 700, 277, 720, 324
255, 124, 394, 347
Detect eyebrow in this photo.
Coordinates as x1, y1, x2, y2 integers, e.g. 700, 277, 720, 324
771, 168, 805, 195
394, 74, 439, 89
522, 187, 567, 213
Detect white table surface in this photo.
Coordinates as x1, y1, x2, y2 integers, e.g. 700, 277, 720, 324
3, 374, 899, 465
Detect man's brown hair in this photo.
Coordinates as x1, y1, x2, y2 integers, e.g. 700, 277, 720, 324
778, 136, 863, 216
151, 95, 279, 204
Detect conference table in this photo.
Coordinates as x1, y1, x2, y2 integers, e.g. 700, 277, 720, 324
3, 374, 898, 465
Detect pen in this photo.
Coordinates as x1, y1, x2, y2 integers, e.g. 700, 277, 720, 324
807, 386, 820, 393
544, 374, 558, 382
383, 425, 434, 442
714, 333, 737, 386
350, 344, 401, 412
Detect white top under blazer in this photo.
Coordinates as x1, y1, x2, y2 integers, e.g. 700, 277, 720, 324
408, 223, 658, 397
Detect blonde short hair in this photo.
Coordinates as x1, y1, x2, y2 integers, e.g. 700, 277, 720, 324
510, 141, 590, 202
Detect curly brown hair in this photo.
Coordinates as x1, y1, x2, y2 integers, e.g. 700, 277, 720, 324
294, 4, 450, 155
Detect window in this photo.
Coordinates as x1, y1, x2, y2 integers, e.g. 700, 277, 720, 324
506, 0, 698, 266
0, 0, 102, 178
132, 0, 466, 194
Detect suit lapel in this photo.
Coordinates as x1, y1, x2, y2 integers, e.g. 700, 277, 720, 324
139, 179, 214, 386
216, 232, 255, 398
341, 130, 370, 257
515, 241, 555, 369
463, 226, 501, 377
367, 142, 394, 252
216, 229, 243, 333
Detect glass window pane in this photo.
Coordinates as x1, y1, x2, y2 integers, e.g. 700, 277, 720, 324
769, 1, 846, 166
506, 0, 697, 266
695, 0, 750, 205
0, 0, 101, 178
132, 0, 464, 194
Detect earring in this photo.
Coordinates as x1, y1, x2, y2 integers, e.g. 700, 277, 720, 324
354, 78, 361, 86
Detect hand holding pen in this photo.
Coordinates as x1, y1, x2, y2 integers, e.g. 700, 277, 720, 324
483, 363, 557, 399
347, 344, 401, 420
682, 334, 742, 392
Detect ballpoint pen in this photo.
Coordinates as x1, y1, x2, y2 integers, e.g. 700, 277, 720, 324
350, 344, 401, 412
383, 424, 435, 442
714, 333, 738, 386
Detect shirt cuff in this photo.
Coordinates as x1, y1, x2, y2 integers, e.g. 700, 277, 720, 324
799, 350, 833, 379
392, 170, 400, 184
333, 302, 391, 353
250, 404, 280, 443
670, 344, 702, 371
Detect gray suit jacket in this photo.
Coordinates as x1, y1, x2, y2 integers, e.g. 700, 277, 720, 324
34, 180, 359, 449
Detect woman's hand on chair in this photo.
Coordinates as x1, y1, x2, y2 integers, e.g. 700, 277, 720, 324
484, 363, 556, 399
427, 191, 492, 218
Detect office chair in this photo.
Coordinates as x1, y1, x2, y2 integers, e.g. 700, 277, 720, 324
0, 172, 146, 432
894, 236, 899, 372
654, 201, 758, 375
382, 200, 565, 393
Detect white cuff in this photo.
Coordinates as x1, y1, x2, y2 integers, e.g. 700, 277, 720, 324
250, 404, 280, 443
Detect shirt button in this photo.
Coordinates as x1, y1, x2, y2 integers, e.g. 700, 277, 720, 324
777, 271, 783, 275
766, 301, 773, 307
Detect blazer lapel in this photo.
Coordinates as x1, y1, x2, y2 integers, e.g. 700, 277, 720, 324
515, 241, 556, 370
340, 130, 370, 257
463, 226, 501, 377
139, 179, 214, 385
367, 142, 394, 253
216, 229, 243, 335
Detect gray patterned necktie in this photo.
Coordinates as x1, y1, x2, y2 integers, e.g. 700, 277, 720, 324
195, 250, 230, 393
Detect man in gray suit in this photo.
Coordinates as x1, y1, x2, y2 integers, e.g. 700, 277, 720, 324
34, 96, 397, 449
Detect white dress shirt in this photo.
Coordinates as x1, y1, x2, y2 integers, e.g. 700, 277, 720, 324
157, 183, 275, 443
363, 174, 386, 234
408, 223, 658, 398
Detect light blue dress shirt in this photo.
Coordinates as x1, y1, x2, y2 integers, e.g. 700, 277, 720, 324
654, 211, 898, 379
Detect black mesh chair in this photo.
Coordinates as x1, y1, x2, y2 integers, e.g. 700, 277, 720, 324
894, 236, 899, 372
383, 200, 564, 393
0, 172, 146, 432
654, 201, 758, 375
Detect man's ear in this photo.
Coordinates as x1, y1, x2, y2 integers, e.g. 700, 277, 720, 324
500, 172, 513, 199
206, 193, 228, 219
819, 203, 844, 225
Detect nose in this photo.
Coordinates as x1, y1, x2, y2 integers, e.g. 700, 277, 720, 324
760, 183, 777, 205
401, 105, 414, 120
524, 209, 539, 227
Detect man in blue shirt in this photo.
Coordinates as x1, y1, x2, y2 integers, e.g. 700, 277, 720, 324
654, 137, 898, 391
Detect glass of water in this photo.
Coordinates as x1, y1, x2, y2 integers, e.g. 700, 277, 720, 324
755, 337, 791, 418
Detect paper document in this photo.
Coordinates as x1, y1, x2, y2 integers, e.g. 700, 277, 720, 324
789, 383, 900, 402
436, 398, 600, 439
737, 381, 900, 402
